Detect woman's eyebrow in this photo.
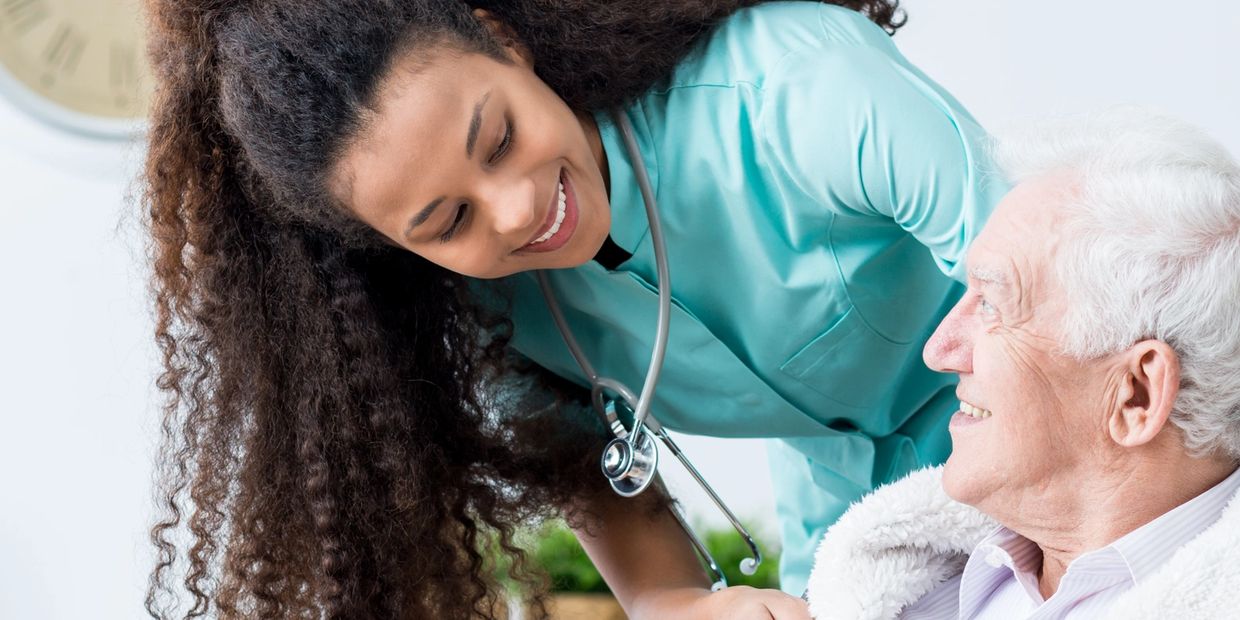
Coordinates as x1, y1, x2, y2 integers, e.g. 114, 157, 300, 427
465, 90, 492, 159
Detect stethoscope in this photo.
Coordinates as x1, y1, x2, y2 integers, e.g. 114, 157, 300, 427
535, 110, 761, 591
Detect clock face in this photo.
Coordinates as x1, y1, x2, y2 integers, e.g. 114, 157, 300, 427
0, 0, 153, 137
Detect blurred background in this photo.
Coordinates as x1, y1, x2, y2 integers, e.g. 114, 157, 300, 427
1, 1, 1236, 617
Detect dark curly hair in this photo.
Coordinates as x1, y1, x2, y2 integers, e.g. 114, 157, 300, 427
142, 1, 905, 618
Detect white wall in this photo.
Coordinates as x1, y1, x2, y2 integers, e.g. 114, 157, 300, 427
0, 101, 153, 616
898, 0, 1240, 149
0, 1, 1236, 617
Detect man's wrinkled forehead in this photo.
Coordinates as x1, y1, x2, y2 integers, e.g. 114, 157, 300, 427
964, 207, 1022, 296
967, 174, 1077, 311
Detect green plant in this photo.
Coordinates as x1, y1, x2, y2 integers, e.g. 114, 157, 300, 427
530, 521, 612, 593
497, 519, 782, 594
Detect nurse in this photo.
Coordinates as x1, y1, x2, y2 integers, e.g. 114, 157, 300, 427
144, 1, 1005, 618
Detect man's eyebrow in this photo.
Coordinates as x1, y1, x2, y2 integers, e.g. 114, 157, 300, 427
968, 267, 1010, 287
405, 197, 445, 238
465, 90, 492, 159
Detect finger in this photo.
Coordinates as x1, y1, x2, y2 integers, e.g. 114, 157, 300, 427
765, 593, 812, 620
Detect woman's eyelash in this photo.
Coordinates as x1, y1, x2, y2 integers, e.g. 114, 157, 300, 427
437, 121, 510, 242
488, 121, 514, 164
438, 204, 468, 243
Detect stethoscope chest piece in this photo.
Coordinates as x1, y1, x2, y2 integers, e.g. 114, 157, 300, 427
600, 399, 659, 497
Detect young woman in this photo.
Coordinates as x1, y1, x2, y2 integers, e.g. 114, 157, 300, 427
143, 0, 1005, 618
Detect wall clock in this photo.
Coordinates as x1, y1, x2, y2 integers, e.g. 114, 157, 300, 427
0, 0, 152, 139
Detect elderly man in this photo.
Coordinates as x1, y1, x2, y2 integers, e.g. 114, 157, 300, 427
805, 107, 1240, 620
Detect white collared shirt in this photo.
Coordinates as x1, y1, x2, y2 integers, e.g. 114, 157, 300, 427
901, 467, 1240, 619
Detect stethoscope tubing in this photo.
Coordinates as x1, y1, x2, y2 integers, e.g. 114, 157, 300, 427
611, 110, 671, 444
534, 109, 761, 589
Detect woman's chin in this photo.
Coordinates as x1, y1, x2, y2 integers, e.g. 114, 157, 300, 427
558, 212, 610, 268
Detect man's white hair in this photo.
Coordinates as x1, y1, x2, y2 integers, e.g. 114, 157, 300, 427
992, 106, 1240, 461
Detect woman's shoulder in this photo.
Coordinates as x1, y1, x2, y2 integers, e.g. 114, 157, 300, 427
661, 1, 898, 92
732, 1, 896, 47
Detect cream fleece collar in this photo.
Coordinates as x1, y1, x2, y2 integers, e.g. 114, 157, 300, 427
805, 466, 1240, 619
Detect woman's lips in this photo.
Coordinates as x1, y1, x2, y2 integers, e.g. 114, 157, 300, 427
520, 168, 578, 254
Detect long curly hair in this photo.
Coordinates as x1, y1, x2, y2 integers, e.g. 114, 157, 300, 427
142, 1, 905, 618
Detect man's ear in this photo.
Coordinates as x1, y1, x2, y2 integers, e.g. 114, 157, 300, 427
472, 9, 534, 68
1108, 340, 1180, 448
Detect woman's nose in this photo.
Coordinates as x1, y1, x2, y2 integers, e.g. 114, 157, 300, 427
923, 301, 974, 375
481, 175, 538, 237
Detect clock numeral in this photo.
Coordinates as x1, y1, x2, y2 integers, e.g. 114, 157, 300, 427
110, 44, 139, 88
2, 0, 49, 36
43, 22, 86, 75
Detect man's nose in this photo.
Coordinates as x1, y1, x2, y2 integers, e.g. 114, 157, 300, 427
923, 301, 973, 374
482, 176, 538, 237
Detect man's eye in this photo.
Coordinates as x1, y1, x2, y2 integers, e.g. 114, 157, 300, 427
979, 297, 998, 317
488, 121, 514, 165
438, 204, 468, 243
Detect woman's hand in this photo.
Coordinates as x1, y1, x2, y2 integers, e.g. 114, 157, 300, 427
631, 585, 811, 620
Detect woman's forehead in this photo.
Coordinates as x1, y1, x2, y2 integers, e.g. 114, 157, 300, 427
336, 53, 502, 216
357, 49, 509, 154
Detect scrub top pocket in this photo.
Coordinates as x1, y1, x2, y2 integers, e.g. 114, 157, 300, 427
778, 306, 914, 410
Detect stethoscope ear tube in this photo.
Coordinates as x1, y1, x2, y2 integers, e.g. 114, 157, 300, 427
653, 426, 763, 577
666, 500, 729, 592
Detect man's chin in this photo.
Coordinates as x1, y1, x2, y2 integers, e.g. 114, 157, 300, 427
940, 455, 989, 507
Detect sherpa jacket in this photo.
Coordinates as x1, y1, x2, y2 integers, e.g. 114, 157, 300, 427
805, 467, 1240, 619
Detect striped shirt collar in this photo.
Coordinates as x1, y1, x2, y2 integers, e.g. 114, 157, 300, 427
957, 466, 1240, 618
1111, 465, 1240, 582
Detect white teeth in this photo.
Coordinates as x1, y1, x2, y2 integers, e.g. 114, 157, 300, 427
529, 179, 567, 245
960, 400, 993, 419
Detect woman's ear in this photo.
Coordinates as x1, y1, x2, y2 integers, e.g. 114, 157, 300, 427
472, 9, 534, 69
1107, 340, 1181, 448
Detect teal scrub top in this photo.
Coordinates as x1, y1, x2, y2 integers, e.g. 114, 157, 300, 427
497, 2, 1007, 595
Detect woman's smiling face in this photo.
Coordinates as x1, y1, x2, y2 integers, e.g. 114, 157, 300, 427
332, 41, 611, 279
